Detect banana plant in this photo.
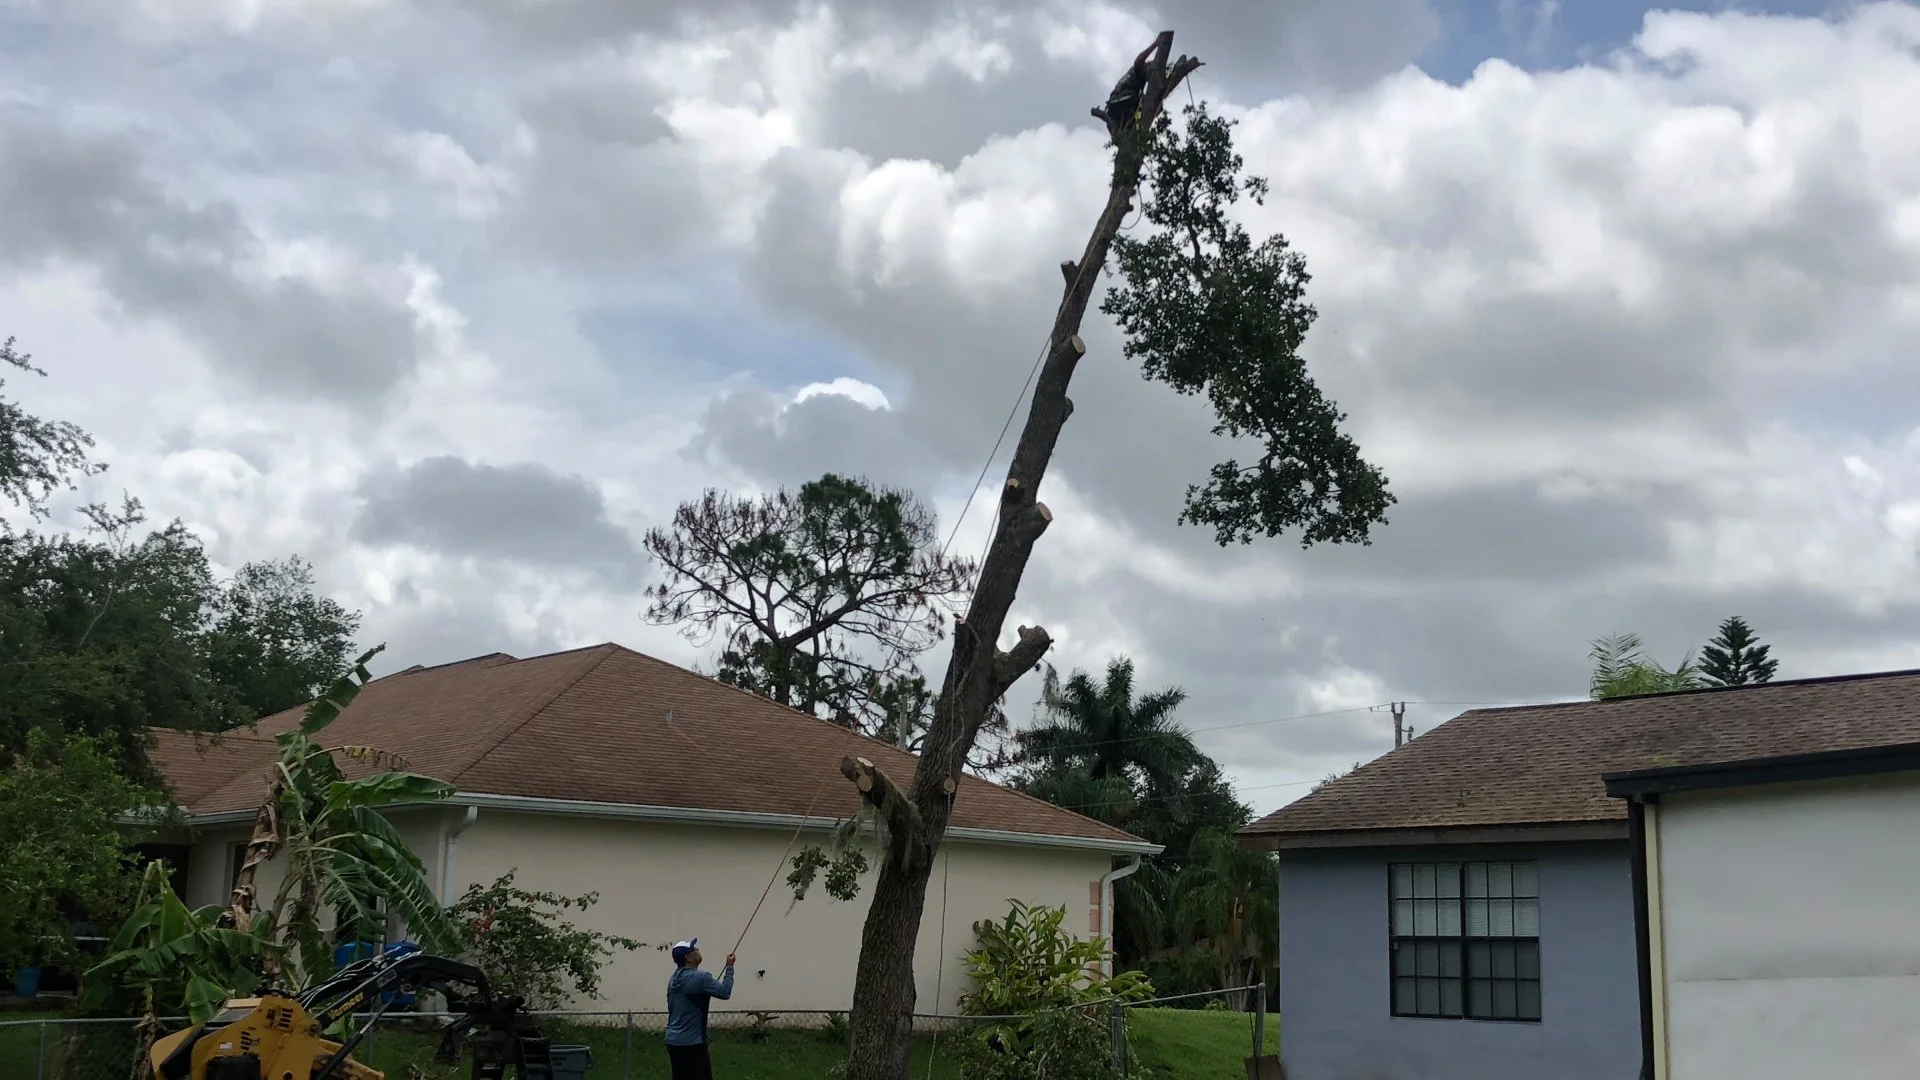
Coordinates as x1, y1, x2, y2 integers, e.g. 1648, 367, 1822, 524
82, 859, 276, 1025
223, 644, 461, 986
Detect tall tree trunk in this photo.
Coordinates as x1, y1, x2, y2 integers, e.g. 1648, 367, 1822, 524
838, 33, 1201, 1080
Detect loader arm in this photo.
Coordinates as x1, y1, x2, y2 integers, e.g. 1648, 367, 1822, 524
149, 950, 551, 1080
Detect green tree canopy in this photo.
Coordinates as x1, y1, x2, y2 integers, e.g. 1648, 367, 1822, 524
1699, 616, 1778, 687
0, 336, 104, 520
643, 473, 975, 732
206, 555, 362, 719
1016, 657, 1200, 797
1589, 632, 1705, 699
0, 729, 162, 975
0, 502, 362, 777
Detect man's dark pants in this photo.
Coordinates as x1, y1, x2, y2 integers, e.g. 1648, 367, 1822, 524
667, 1042, 713, 1080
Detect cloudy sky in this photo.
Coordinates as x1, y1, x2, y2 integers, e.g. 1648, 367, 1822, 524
4, 0, 1919, 814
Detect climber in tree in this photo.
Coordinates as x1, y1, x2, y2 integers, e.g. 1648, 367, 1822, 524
1091, 41, 1159, 139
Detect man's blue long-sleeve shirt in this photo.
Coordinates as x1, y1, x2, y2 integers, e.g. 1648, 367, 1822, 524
665, 964, 734, 1047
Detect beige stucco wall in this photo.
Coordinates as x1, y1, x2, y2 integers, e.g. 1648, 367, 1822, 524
174, 806, 1116, 1016
454, 810, 1115, 1016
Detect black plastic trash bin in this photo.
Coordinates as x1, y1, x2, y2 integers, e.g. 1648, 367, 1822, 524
550, 1045, 595, 1079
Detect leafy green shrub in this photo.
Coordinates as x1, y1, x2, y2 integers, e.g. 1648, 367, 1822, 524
954, 899, 1152, 1080
0, 729, 160, 976
451, 870, 642, 1008
960, 899, 1152, 1017
953, 1009, 1118, 1080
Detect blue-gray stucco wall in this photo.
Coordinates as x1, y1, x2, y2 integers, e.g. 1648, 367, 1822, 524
1277, 841, 1640, 1080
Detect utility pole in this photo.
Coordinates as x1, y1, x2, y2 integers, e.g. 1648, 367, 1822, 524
1392, 701, 1407, 748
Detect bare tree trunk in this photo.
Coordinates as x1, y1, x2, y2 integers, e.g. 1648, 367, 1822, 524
838, 33, 1201, 1080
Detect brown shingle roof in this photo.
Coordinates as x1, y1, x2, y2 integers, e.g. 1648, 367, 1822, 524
151, 643, 1148, 850
1240, 668, 1920, 842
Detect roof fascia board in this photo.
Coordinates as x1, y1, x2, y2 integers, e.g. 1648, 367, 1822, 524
178, 792, 1163, 856
1239, 820, 1628, 852
1603, 741, 1920, 800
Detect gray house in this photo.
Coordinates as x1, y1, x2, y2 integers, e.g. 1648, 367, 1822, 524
1237, 668, 1920, 1080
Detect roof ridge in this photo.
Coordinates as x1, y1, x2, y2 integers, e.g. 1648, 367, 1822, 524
1448, 666, 1920, 718
377, 651, 522, 680
443, 644, 622, 785
602, 643, 1142, 843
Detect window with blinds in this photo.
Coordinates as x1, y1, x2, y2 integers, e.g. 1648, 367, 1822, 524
1388, 860, 1541, 1022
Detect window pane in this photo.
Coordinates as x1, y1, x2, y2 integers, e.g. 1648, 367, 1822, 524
1513, 898, 1541, 937
1512, 861, 1539, 898
1438, 898, 1462, 937
1392, 943, 1414, 977
1440, 978, 1464, 1017
1517, 942, 1541, 980
1490, 900, 1515, 937
1468, 980, 1493, 1018
1393, 899, 1414, 936
1492, 981, 1518, 1020
1415, 899, 1438, 936
1435, 863, 1461, 898
1392, 864, 1413, 900
1416, 978, 1441, 1016
1489, 862, 1513, 898
1491, 942, 1516, 979
1467, 942, 1491, 979
1395, 977, 1416, 1014
1465, 862, 1488, 898
1465, 899, 1490, 936
1417, 941, 1440, 978
1414, 864, 1436, 899
1439, 943, 1463, 979
1518, 980, 1542, 1021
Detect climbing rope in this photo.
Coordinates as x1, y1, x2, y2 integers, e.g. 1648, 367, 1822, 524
924, 793, 957, 1080
732, 718, 867, 956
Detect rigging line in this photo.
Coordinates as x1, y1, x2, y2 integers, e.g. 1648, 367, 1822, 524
733, 718, 866, 957
923, 790, 957, 1080
938, 224, 1105, 561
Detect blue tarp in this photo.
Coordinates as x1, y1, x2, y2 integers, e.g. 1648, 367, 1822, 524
332, 940, 420, 1006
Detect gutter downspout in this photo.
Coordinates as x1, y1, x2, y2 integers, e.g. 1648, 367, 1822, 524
441, 805, 479, 903
1629, 799, 1655, 1080
1100, 855, 1143, 978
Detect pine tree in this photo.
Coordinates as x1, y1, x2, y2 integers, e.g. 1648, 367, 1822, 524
1699, 616, 1779, 687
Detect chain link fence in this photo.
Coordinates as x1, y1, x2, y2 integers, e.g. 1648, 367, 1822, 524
0, 985, 1265, 1079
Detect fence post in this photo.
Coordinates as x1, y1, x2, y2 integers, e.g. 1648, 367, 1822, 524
1108, 1000, 1128, 1076
35, 1019, 46, 1080
1253, 981, 1267, 1059
624, 1012, 634, 1080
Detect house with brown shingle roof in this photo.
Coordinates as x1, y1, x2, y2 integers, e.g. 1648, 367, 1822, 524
148, 643, 1157, 1015
1236, 668, 1920, 1080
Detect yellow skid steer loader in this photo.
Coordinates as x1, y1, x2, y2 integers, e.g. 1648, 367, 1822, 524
147, 951, 556, 1080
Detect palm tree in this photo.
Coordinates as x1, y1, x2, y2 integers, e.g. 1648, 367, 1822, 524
222, 645, 462, 984
1589, 633, 1704, 699
1171, 827, 1278, 1009
1017, 657, 1200, 801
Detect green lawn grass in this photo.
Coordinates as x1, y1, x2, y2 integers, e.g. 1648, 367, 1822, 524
1130, 1007, 1268, 1080
0, 1006, 1267, 1079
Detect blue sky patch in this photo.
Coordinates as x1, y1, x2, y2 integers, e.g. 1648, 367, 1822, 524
1421, 0, 1850, 83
